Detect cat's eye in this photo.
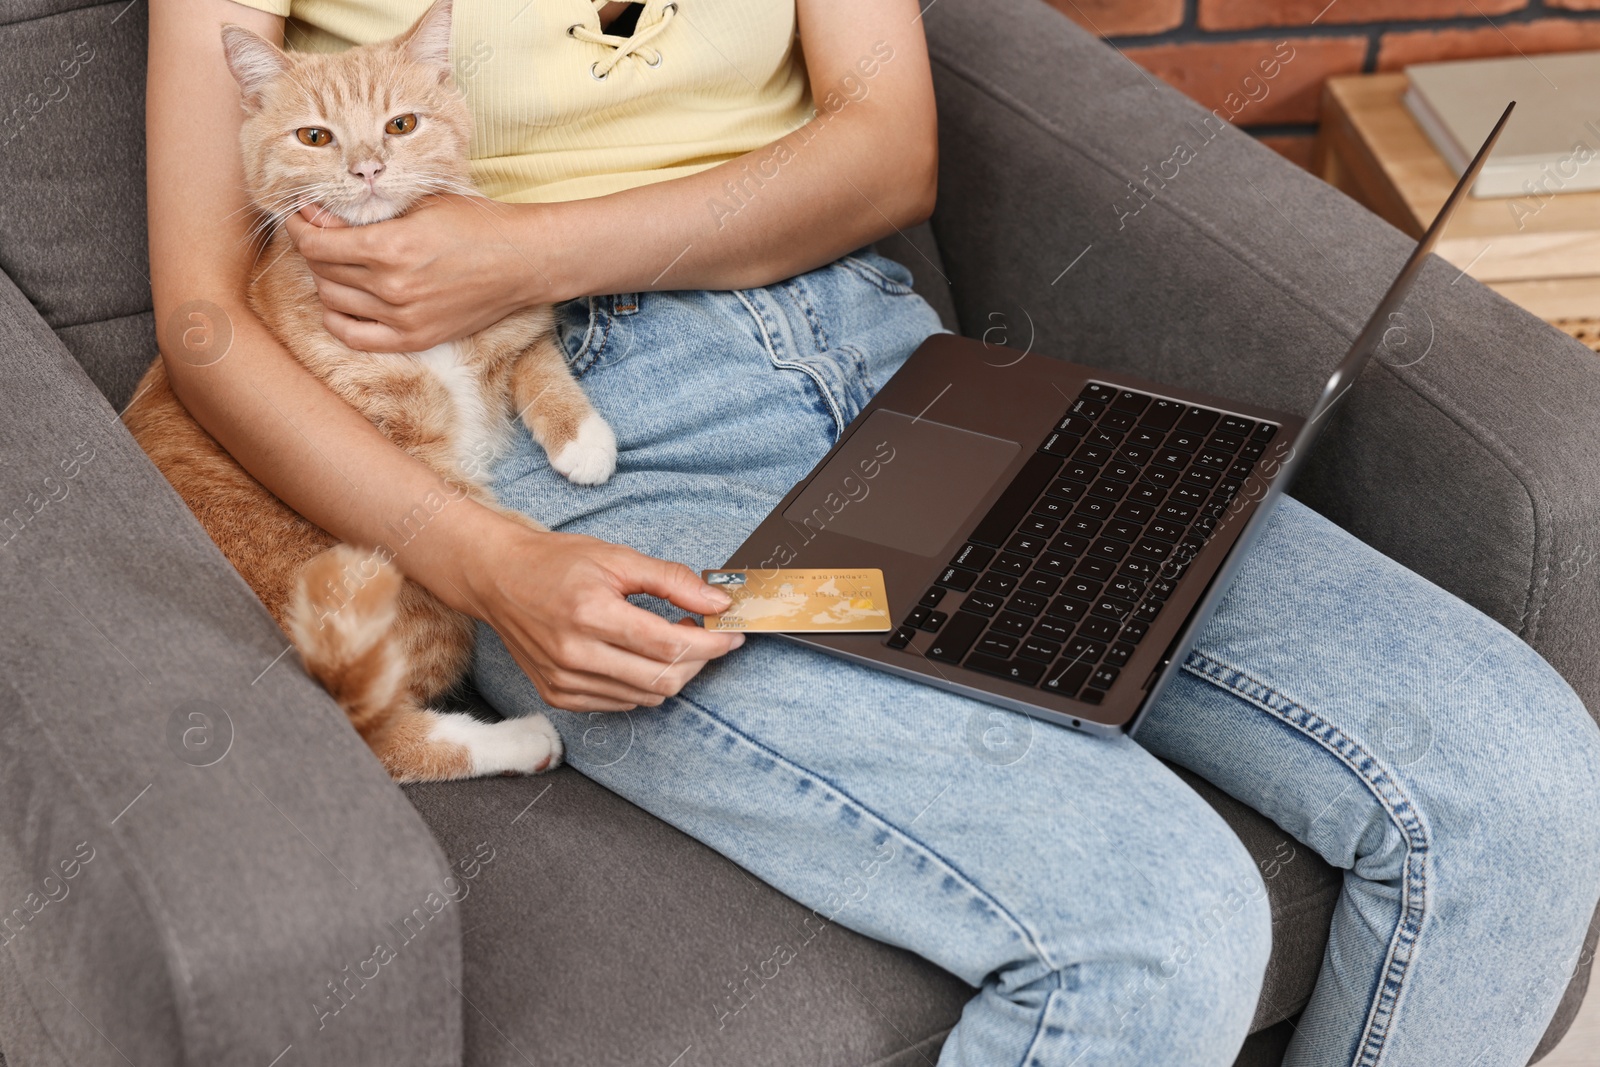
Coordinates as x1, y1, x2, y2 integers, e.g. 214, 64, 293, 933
296, 127, 333, 147
385, 113, 417, 135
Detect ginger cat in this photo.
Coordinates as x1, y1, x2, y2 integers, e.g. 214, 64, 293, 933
126, 1, 613, 782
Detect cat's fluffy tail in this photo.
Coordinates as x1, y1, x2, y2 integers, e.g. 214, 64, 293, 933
286, 544, 562, 782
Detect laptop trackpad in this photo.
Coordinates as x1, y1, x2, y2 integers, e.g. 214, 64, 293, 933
781, 410, 1020, 557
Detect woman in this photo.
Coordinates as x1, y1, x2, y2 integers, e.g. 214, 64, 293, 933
148, 0, 1600, 1062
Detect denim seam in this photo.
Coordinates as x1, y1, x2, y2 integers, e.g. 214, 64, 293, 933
571, 303, 612, 380
1180, 650, 1432, 1067
565, 297, 598, 374
1017, 985, 1065, 1067
778, 276, 830, 353
839, 254, 916, 295
927, 44, 1546, 641
730, 288, 847, 437
671, 687, 1064, 976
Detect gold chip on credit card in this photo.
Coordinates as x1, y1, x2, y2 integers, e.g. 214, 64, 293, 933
701, 568, 893, 632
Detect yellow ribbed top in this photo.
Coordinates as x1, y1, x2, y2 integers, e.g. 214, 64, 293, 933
229, 0, 813, 203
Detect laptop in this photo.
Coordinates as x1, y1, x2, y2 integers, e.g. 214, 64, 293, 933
718, 103, 1515, 738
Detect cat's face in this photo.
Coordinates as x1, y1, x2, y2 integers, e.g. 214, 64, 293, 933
222, 1, 470, 227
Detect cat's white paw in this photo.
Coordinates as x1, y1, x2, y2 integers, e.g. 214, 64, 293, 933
478, 714, 563, 777
549, 412, 617, 485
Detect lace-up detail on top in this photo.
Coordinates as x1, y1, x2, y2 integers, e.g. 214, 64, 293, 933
570, 1, 679, 78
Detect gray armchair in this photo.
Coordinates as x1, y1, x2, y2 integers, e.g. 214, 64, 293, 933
1, 0, 1595, 1063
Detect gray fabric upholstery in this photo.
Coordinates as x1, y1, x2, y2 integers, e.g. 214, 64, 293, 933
404, 768, 972, 1066
0, 0, 1593, 1063
0, 257, 466, 1060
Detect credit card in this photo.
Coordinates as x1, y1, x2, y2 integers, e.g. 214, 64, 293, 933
701, 568, 892, 632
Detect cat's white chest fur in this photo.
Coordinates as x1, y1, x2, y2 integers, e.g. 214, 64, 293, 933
412, 342, 505, 483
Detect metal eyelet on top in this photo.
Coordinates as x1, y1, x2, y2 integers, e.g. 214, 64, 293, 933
644, 51, 662, 68
590, 61, 609, 80
566, 24, 580, 36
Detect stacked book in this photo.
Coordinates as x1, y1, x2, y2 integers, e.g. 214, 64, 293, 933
1404, 50, 1600, 200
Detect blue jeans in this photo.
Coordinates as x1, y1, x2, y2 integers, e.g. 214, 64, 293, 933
472, 252, 1600, 1066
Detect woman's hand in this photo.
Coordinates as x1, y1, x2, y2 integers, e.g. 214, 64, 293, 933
444, 510, 746, 713
285, 195, 551, 352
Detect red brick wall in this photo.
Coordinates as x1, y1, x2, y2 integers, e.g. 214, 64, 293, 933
1041, 0, 1600, 168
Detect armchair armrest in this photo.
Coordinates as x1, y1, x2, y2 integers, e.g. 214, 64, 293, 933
0, 270, 463, 1066
922, 0, 1600, 717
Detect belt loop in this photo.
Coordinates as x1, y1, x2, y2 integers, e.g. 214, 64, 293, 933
610, 292, 640, 316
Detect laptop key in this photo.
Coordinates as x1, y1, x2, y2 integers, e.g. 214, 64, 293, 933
1020, 516, 1058, 538
1165, 429, 1205, 452
1112, 389, 1152, 414
1056, 413, 1094, 437
1042, 660, 1092, 696
1127, 427, 1166, 448
1127, 484, 1166, 507
1046, 595, 1092, 623
1119, 558, 1158, 581
1104, 642, 1136, 668
1047, 531, 1089, 557
1071, 399, 1105, 419
1207, 432, 1244, 453
1089, 538, 1128, 562
1103, 519, 1141, 543
1134, 601, 1162, 623
1062, 461, 1097, 483
1176, 406, 1220, 434
1063, 637, 1107, 664
1158, 501, 1196, 523
1020, 572, 1062, 597
1131, 539, 1171, 562
949, 543, 993, 571
1086, 427, 1122, 448
991, 553, 1031, 576
1220, 415, 1255, 437
1032, 498, 1072, 521
1033, 552, 1077, 578
1018, 638, 1062, 663
1092, 596, 1135, 622
1115, 500, 1155, 524
1143, 466, 1178, 488
964, 653, 1046, 687
1061, 576, 1101, 601
1040, 432, 1081, 457
1007, 592, 1048, 617
1006, 533, 1047, 557
1080, 618, 1119, 642
1106, 576, 1146, 601
975, 572, 1017, 596
1173, 484, 1210, 505
1183, 466, 1220, 489
1102, 461, 1142, 483
1079, 383, 1117, 405
1146, 520, 1185, 543
926, 611, 986, 662
1099, 409, 1137, 432
1078, 688, 1105, 705
1033, 618, 1074, 642
905, 607, 930, 628
1046, 479, 1088, 503
1121, 620, 1150, 643
1252, 422, 1278, 443
967, 451, 1061, 548
976, 633, 1019, 658
1195, 450, 1232, 471
919, 587, 946, 608
1075, 557, 1117, 580
961, 591, 1004, 616
1075, 442, 1116, 465
1075, 498, 1116, 521
991, 612, 1033, 637
935, 567, 975, 592
1089, 480, 1128, 501
887, 626, 916, 650
1087, 666, 1121, 690
1140, 399, 1184, 431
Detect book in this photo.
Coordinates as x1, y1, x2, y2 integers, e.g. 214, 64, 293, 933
1403, 50, 1600, 198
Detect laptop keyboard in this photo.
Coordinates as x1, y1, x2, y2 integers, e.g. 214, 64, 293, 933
886, 382, 1277, 704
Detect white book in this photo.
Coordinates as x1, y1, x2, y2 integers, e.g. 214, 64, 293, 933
1404, 50, 1600, 198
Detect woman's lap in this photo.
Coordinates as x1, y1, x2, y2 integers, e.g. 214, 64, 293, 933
472, 255, 1600, 1066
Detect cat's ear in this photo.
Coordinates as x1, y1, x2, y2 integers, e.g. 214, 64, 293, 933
220, 24, 291, 109
401, 0, 454, 82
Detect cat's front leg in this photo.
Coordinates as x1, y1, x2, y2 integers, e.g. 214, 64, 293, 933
510, 332, 617, 485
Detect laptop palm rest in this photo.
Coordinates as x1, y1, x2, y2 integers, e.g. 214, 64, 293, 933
780, 410, 1019, 558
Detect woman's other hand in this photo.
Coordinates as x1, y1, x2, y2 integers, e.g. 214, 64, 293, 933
441, 508, 745, 713
285, 195, 551, 352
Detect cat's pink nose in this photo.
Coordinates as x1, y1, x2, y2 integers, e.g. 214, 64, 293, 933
349, 159, 385, 187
